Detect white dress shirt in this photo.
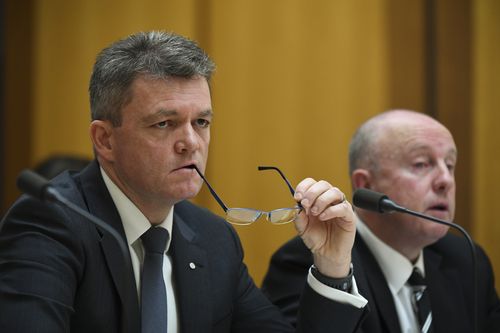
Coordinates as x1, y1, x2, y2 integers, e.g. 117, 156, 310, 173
357, 217, 426, 333
101, 169, 180, 333
101, 167, 367, 333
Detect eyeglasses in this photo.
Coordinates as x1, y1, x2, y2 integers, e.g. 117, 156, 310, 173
193, 165, 303, 225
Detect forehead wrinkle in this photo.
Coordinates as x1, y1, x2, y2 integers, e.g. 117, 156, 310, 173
371, 127, 425, 168
378, 126, 458, 166
363, 110, 457, 172
406, 143, 457, 157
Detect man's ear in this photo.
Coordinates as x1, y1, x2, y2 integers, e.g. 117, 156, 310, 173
351, 168, 372, 190
90, 120, 115, 162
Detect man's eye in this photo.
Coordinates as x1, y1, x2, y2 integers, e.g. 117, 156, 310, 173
196, 119, 210, 128
414, 161, 429, 169
156, 121, 168, 129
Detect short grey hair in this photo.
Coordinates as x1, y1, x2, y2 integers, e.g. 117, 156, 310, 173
349, 110, 432, 176
348, 120, 378, 176
89, 31, 215, 126
348, 112, 394, 176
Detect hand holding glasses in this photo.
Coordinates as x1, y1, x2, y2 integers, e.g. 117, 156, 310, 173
193, 165, 302, 225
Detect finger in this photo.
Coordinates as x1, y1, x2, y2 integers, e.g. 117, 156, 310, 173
318, 201, 356, 231
310, 187, 346, 216
299, 180, 332, 209
298, 180, 330, 216
293, 213, 307, 235
294, 177, 317, 202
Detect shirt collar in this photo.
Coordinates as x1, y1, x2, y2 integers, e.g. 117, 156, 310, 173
356, 215, 425, 293
100, 167, 173, 252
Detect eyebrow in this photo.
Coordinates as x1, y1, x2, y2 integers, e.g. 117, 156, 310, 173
198, 109, 214, 118
408, 145, 458, 158
142, 109, 213, 124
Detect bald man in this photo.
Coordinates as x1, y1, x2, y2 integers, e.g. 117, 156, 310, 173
262, 110, 500, 333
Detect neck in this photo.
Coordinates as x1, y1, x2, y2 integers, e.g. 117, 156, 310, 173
99, 160, 173, 225
361, 213, 422, 262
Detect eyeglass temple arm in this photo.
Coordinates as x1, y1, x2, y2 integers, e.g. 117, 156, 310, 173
257, 166, 303, 209
192, 165, 228, 212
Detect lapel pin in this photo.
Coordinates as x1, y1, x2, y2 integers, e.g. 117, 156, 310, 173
189, 262, 196, 270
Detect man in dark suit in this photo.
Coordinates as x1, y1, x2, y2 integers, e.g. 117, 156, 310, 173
262, 110, 500, 333
0, 31, 367, 332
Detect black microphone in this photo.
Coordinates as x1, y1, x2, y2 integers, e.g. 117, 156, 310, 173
17, 169, 54, 201
352, 188, 478, 333
353, 188, 466, 229
352, 188, 405, 214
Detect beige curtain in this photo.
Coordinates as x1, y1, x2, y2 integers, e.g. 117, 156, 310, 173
3, 0, 499, 289
473, 0, 500, 288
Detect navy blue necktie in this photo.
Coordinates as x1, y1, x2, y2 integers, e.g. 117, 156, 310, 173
408, 268, 434, 333
141, 227, 169, 333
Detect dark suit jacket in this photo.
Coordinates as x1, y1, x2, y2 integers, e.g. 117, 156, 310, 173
262, 233, 500, 333
0, 161, 365, 332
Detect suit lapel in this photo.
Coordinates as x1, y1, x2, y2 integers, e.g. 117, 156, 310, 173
424, 248, 471, 333
79, 161, 140, 333
356, 235, 402, 333
170, 210, 211, 333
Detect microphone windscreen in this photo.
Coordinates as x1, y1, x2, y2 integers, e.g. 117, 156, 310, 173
352, 188, 388, 213
17, 169, 50, 200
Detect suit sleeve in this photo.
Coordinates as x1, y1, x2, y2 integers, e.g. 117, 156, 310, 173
260, 236, 367, 332
262, 238, 367, 332
0, 196, 85, 332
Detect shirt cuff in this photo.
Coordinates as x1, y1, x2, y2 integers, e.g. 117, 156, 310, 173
307, 266, 368, 309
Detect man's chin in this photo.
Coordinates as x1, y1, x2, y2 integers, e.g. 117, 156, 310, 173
426, 210, 453, 222
426, 223, 450, 242
172, 184, 203, 201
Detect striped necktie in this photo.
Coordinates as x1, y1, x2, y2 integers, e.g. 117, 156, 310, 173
141, 227, 169, 333
408, 268, 434, 333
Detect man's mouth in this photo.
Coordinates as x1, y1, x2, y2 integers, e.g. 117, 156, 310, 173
426, 203, 449, 215
172, 164, 197, 173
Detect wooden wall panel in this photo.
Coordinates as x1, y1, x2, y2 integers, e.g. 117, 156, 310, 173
2, 0, 499, 290
2, 0, 34, 213
434, 0, 473, 233
209, 0, 393, 283
473, 0, 500, 292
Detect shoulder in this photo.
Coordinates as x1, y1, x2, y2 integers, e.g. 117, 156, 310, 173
431, 232, 468, 250
427, 233, 493, 272
270, 235, 312, 268
0, 169, 88, 276
429, 233, 481, 258
1, 164, 99, 242
2, 170, 80, 224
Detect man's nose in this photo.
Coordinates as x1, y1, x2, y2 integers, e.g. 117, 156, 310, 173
174, 124, 200, 154
433, 161, 455, 193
